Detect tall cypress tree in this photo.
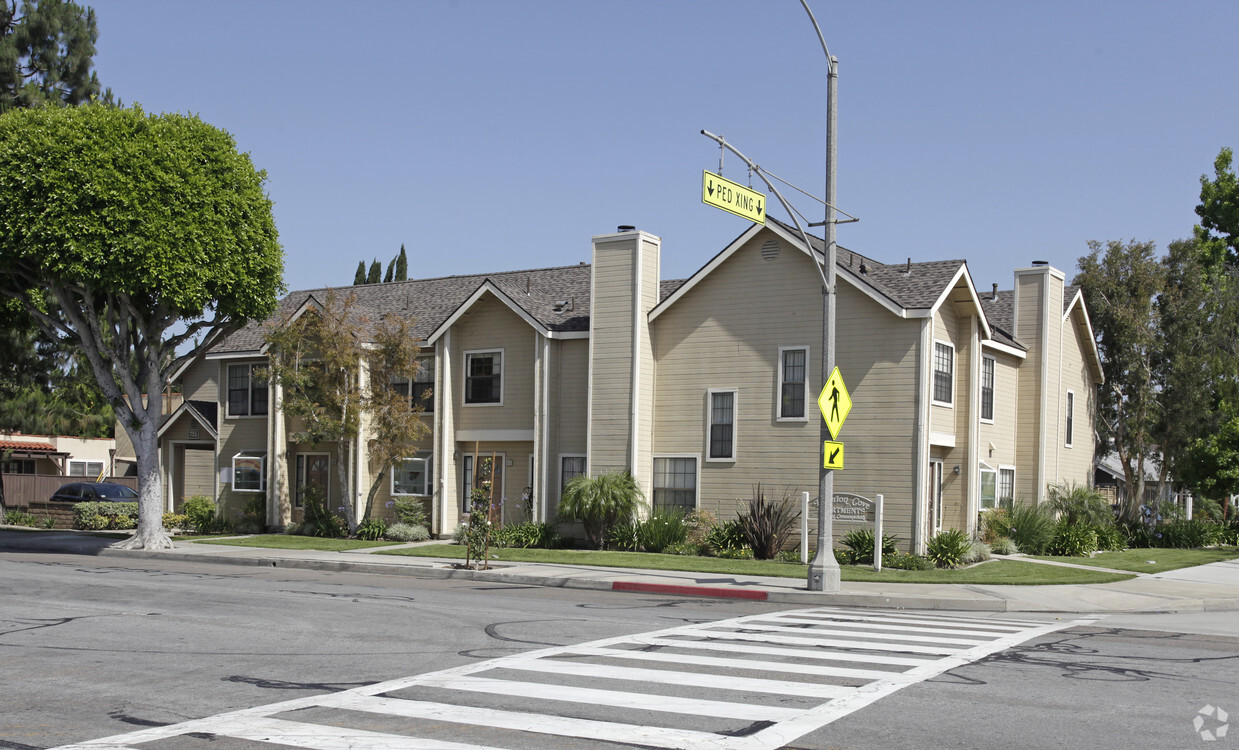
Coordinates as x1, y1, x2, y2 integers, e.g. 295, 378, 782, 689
395, 244, 408, 281
366, 259, 381, 284
352, 261, 366, 285
384, 257, 394, 283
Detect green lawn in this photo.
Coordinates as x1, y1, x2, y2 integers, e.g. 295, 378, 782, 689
374, 544, 1132, 585
1029, 546, 1239, 574
190, 534, 402, 552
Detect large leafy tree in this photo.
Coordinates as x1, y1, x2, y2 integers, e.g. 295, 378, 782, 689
0, 104, 283, 549
0, 0, 103, 111
264, 291, 429, 533
1196, 147, 1238, 263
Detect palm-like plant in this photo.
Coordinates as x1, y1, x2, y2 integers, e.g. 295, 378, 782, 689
558, 471, 645, 549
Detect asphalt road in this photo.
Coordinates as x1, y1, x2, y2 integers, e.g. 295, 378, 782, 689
2, 551, 1235, 750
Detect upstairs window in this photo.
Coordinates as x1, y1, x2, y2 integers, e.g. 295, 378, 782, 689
390, 356, 435, 413
707, 389, 736, 460
228, 364, 268, 417
465, 351, 502, 405
933, 341, 954, 406
1065, 391, 1075, 447
981, 356, 995, 422
778, 347, 808, 420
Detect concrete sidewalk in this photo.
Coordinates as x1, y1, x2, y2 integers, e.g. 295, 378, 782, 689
3, 527, 1238, 613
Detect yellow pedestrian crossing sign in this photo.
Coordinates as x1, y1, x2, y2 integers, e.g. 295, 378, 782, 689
823, 440, 844, 470
818, 366, 852, 439
702, 171, 766, 224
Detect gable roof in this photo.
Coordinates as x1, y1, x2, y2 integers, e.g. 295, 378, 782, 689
209, 263, 594, 355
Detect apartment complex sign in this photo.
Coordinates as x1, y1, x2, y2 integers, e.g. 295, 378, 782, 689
833, 493, 874, 523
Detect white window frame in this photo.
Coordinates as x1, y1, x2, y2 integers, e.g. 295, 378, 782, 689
392, 453, 433, 497
1065, 390, 1075, 448
652, 454, 700, 513
776, 346, 810, 421
68, 460, 105, 478
929, 458, 944, 532
389, 355, 436, 414
998, 465, 1016, 506
932, 340, 955, 407
705, 388, 738, 462
232, 450, 266, 492
979, 462, 998, 510
226, 363, 269, 418
980, 355, 995, 424
463, 349, 504, 407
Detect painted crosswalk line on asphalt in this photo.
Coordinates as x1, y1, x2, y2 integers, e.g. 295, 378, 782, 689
50, 607, 1095, 750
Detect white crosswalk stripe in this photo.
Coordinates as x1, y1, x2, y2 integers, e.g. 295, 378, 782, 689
51, 607, 1097, 750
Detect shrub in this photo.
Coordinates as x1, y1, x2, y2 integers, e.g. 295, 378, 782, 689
1160, 519, 1224, 549
40, 516, 56, 529
885, 552, 935, 571
1049, 521, 1098, 556
238, 495, 265, 534
714, 546, 754, 560
493, 521, 562, 549
990, 537, 1019, 555
840, 528, 899, 564
452, 523, 468, 544
737, 484, 801, 560
558, 471, 645, 550
283, 522, 305, 535
4, 509, 38, 526
392, 496, 428, 527
1092, 523, 1128, 551
777, 548, 802, 564
683, 510, 718, 547
302, 488, 345, 538
73, 501, 138, 530
385, 522, 430, 542
183, 495, 217, 533
605, 518, 640, 551
637, 508, 689, 553
832, 547, 850, 565
355, 518, 388, 541
162, 512, 189, 531
926, 528, 971, 568
1047, 482, 1114, 527
980, 509, 1012, 545
962, 540, 992, 564
1005, 501, 1056, 555
705, 520, 747, 556
663, 541, 702, 556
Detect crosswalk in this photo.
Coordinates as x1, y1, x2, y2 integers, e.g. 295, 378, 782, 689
52, 607, 1093, 750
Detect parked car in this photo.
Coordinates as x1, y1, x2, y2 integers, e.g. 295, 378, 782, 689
49, 482, 139, 503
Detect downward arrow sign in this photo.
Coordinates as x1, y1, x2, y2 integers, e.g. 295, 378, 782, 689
707, 181, 715, 197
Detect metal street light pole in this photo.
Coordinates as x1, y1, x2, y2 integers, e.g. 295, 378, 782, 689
802, 0, 841, 592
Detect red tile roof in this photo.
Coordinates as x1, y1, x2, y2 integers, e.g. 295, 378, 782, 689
0, 438, 57, 452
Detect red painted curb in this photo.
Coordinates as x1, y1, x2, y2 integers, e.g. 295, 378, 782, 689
612, 581, 769, 601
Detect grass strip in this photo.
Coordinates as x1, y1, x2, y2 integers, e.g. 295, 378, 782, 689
1029, 546, 1239, 574
375, 544, 1132, 584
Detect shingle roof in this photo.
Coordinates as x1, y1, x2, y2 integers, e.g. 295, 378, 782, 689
212, 264, 594, 353
979, 290, 1020, 349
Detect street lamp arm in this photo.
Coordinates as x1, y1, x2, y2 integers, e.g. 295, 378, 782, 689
699, 129, 831, 292
800, 0, 836, 74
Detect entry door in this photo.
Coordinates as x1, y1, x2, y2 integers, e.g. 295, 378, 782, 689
296, 454, 331, 508
462, 454, 504, 515
928, 459, 944, 534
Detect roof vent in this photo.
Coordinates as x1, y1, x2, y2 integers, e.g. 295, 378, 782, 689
905, 258, 911, 274
991, 283, 998, 300
859, 262, 868, 275
617, 225, 636, 233
1032, 260, 1049, 266
760, 239, 780, 261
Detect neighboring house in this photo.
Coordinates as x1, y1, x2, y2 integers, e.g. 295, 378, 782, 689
0, 431, 122, 508
1094, 452, 1182, 511
142, 220, 1103, 553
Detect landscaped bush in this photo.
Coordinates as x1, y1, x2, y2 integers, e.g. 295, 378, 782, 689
636, 509, 688, 553
705, 519, 747, 556
73, 501, 138, 530
962, 539, 992, 564
1004, 501, 1056, 555
183, 495, 217, 533
391, 496, 428, 527
355, 518, 388, 541
493, 521, 563, 549
4, 509, 38, 526
385, 522, 430, 542
663, 540, 701, 556
301, 488, 344, 538
989, 537, 1019, 555
1048, 521, 1097, 556
884, 552, 935, 571
840, 528, 899, 564
1047, 482, 1114, 527
1159, 519, 1224, 549
737, 484, 800, 560
604, 518, 640, 551
234, 495, 265, 534
683, 510, 718, 548
162, 512, 189, 531
558, 471, 645, 550
925, 528, 971, 568
980, 508, 1012, 546
1092, 523, 1128, 551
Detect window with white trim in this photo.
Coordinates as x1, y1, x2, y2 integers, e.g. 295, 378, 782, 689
778, 347, 808, 420
933, 341, 954, 406
227, 364, 268, 417
560, 456, 586, 495
392, 454, 433, 496
981, 356, 995, 422
390, 356, 435, 413
706, 389, 736, 460
464, 351, 502, 405
232, 451, 266, 492
999, 467, 1015, 505
653, 457, 697, 512
1065, 390, 1075, 447
979, 464, 998, 510
68, 460, 104, 478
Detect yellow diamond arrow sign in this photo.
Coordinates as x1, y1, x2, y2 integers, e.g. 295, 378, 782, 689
818, 366, 852, 440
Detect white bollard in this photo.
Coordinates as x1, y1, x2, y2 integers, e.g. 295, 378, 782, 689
801, 491, 810, 565
874, 494, 884, 573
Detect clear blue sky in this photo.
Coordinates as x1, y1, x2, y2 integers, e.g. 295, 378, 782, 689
89, 0, 1238, 296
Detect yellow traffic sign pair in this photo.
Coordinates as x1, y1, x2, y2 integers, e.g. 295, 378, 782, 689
818, 367, 852, 470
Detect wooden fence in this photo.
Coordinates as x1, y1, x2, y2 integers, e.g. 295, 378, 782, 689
2, 473, 139, 507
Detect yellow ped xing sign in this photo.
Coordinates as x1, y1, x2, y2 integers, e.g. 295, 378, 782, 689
823, 440, 844, 470
818, 366, 852, 440
702, 170, 766, 224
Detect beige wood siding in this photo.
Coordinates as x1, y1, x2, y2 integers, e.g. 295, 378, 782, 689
589, 238, 637, 473
450, 293, 536, 433
1014, 271, 1046, 501
182, 358, 219, 403
1054, 307, 1097, 487
651, 230, 922, 547
978, 349, 1021, 479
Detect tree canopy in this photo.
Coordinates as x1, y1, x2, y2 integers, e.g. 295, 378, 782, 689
0, 103, 284, 547
0, 0, 104, 111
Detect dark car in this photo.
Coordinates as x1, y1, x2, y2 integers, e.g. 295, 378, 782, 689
49, 482, 139, 503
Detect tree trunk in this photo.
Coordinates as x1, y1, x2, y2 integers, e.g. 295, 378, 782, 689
112, 398, 173, 550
